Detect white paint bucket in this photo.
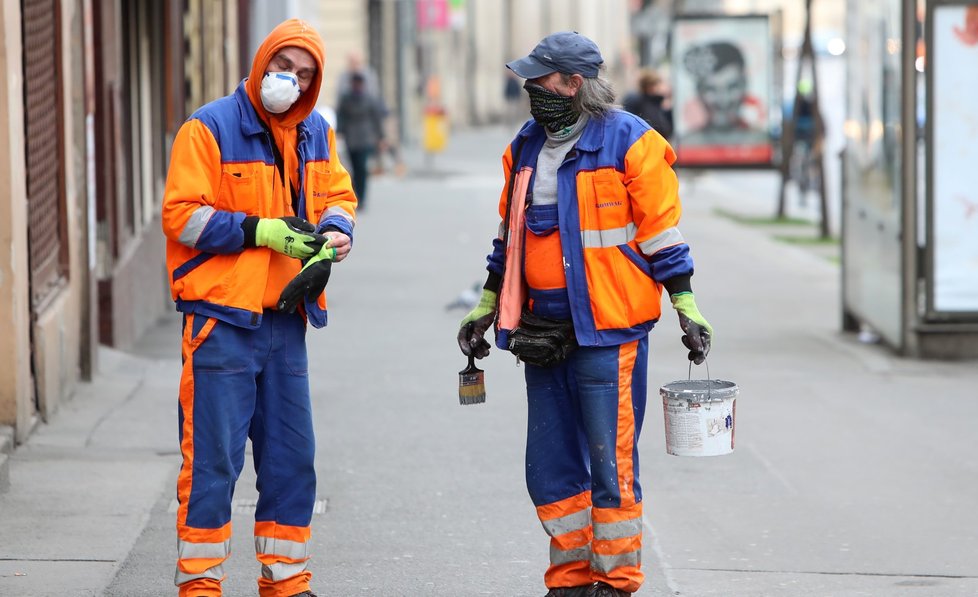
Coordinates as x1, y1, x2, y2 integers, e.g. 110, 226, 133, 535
660, 379, 738, 457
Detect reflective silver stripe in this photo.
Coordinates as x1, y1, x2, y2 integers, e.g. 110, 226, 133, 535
261, 560, 309, 581
255, 536, 309, 561
550, 544, 592, 566
591, 549, 641, 573
175, 563, 224, 586
179, 205, 216, 248
541, 508, 591, 537
580, 223, 636, 249
639, 227, 684, 255
498, 221, 506, 239
320, 206, 355, 228
593, 517, 643, 541
177, 539, 230, 560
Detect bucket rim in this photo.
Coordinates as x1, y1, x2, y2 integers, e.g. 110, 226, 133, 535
660, 378, 738, 400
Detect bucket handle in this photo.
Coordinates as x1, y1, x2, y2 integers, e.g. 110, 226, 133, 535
688, 357, 720, 409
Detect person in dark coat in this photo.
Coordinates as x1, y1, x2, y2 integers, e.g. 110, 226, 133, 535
336, 72, 386, 210
622, 69, 673, 139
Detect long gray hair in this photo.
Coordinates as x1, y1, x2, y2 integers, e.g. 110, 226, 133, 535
562, 70, 616, 117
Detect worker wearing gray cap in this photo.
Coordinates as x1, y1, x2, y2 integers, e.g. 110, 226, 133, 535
457, 31, 713, 597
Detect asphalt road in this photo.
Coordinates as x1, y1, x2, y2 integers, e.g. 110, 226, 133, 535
93, 126, 978, 597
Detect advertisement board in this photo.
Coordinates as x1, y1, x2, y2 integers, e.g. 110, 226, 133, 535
671, 15, 777, 167
929, 4, 978, 314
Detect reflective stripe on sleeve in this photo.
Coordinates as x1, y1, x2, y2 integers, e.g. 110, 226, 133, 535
580, 224, 637, 249
323, 206, 355, 227
592, 517, 643, 541
591, 549, 641, 574
179, 205, 216, 248
541, 507, 592, 537
639, 227, 684, 256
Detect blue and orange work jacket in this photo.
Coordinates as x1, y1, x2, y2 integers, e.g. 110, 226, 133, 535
488, 112, 693, 348
162, 83, 356, 329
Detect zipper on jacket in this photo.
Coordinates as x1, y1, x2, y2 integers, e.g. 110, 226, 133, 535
296, 127, 307, 220
555, 144, 583, 333
264, 130, 300, 216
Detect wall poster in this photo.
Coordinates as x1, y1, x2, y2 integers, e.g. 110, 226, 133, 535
671, 15, 777, 167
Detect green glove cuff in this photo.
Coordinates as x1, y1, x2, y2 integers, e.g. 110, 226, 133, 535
303, 243, 337, 268
671, 292, 713, 336
255, 218, 322, 258
460, 289, 497, 327
254, 219, 282, 247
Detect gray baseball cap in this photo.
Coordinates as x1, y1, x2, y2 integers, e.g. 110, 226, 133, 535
506, 31, 604, 79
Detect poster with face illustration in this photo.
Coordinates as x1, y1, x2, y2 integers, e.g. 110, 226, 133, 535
672, 15, 776, 167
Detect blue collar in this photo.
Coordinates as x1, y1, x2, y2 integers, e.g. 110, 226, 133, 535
234, 82, 266, 137
575, 115, 605, 152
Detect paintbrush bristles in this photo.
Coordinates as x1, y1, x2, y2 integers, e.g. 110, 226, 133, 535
458, 370, 486, 405
459, 355, 486, 405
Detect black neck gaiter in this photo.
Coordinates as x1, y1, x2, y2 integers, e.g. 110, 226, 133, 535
524, 82, 578, 132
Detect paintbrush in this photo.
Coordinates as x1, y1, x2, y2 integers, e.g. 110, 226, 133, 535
458, 354, 486, 405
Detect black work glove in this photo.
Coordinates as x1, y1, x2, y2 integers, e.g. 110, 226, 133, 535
458, 321, 493, 359
671, 292, 713, 365
456, 289, 497, 359
277, 244, 335, 313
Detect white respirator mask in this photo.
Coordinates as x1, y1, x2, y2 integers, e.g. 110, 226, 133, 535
260, 71, 301, 114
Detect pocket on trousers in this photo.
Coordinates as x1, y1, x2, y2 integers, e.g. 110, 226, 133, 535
191, 319, 250, 374
282, 316, 309, 376
283, 349, 309, 376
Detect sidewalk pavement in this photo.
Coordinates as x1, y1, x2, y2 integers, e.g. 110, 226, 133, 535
0, 323, 182, 596
2, 125, 978, 597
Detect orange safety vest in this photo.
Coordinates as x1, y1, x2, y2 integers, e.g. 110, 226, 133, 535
492, 112, 692, 348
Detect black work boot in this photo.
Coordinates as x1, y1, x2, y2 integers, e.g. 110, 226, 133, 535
545, 586, 592, 597
588, 582, 631, 597
288, 592, 317, 597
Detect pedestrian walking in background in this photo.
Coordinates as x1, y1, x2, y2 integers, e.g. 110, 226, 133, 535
160, 19, 356, 597
791, 78, 818, 193
335, 50, 382, 102
337, 72, 387, 210
622, 68, 674, 140
456, 31, 713, 597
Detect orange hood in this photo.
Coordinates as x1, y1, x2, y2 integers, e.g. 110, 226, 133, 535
245, 19, 326, 129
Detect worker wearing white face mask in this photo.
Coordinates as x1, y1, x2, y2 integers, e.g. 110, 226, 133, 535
161, 19, 357, 597
261, 71, 301, 114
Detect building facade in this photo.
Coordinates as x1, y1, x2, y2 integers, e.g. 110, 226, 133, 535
288, 0, 632, 145
0, 0, 244, 451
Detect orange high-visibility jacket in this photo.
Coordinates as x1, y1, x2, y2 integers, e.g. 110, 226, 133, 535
162, 21, 356, 329
489, 112, 693, 347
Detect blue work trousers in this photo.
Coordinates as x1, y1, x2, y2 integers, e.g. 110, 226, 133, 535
524, 336, 649, 593
175, 310, 316, 597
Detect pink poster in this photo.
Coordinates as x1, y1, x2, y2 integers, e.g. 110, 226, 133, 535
417, 0, 449, 30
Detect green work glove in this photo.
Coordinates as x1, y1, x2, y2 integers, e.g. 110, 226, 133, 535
255, 217, 327, 259
671, 292, 713, 365
457, 289, 497, 359
276, 243, 338, 313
